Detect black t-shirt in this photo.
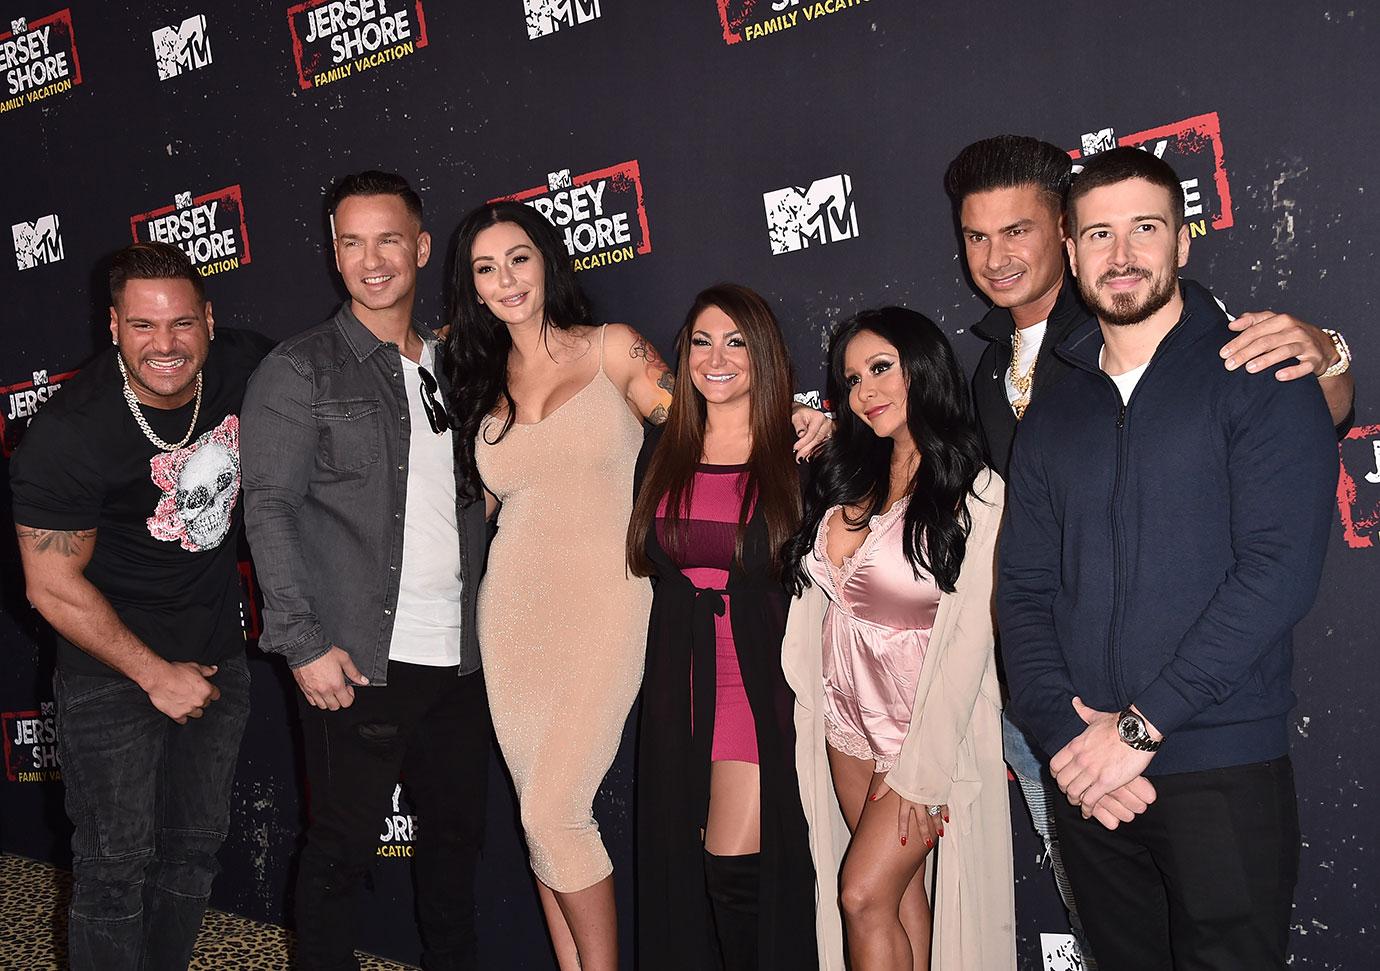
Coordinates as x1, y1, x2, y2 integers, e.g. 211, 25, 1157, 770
10, 328, 274, 677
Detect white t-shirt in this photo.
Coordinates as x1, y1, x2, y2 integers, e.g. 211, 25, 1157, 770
1004, 319, 1048, 412
1100, 347, 1150, 403
388, 342, 463, 666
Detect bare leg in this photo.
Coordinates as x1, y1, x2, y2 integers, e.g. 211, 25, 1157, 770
703, 760, 763, 970
536, 880, 581, 970
704, 760, 761, 855
837, 771, 934, 971
539, 874, 617, 971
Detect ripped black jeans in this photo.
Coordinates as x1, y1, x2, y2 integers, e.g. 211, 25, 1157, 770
294, 662, 490, 971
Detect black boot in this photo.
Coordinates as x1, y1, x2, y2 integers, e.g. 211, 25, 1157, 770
703, 850, 760, 971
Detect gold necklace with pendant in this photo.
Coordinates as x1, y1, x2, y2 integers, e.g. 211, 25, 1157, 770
1009, 326, 1037, 420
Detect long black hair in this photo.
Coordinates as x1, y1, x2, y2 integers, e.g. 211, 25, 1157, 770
443, 200, 592, 502
783, 307, 987, 594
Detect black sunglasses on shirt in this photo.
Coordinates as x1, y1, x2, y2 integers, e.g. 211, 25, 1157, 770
416, 365, 451, 435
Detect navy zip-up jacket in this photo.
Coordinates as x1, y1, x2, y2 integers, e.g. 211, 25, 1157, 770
998, 279, 1337, 775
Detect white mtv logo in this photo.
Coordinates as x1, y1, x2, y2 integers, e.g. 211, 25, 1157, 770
153, 15, 212, 81
763, 174, 859, 255
12, 215, 64, 270
525, 0, 602, 40
1081, 127, 1117, 156
1040, 932, 1085, 971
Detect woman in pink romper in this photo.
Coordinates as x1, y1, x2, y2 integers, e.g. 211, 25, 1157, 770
783, 307, 1015, 971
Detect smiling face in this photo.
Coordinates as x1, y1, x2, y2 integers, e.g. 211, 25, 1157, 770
1067, 176, 1190, 327
960, 184, 1066, 317
470, 220, 548, 329
686, 304, 752, 408
109, 277, 214, 409
843, 329, 912, 446
332, 192, 430, 320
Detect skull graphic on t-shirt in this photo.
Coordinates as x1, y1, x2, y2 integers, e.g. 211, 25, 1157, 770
146, 415, 241, 552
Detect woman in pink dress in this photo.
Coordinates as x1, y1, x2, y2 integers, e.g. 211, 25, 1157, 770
627, 285, 816, 970
782, 307, 1015, 970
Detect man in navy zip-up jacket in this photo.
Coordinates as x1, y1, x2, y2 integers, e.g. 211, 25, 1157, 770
999, 148, 1337, 969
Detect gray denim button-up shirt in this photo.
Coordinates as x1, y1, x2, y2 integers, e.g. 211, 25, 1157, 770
240, 303, 484, 684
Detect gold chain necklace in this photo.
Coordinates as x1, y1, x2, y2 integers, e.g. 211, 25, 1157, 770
117, 355, 203, 451
1009, 326, 1037, 420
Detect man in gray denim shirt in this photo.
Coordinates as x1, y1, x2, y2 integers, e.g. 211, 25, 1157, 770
241, 171, 490, 971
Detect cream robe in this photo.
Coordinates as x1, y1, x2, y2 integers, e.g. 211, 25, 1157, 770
782, 469, 1016, 971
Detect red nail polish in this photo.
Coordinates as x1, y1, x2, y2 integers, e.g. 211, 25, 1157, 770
938, 828, 944, 837
925, 838, 933, 848
900, 836, 907, 846
943, 813, 949, 823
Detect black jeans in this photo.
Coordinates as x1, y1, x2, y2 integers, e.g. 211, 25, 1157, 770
54, 653, 251, 971
294, 662, 490, 971
1054, 757, 1300, 971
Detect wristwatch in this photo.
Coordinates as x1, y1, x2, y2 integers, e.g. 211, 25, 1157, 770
1321, 329, 1351, 378
1116, 707, 1162, 752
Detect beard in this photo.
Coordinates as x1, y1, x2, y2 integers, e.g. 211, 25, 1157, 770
1080, 264, 1179, 327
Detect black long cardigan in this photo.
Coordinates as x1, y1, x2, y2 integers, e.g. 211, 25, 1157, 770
633, 430, 818, 970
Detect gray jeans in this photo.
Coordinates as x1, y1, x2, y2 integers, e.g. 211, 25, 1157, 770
54, 654, 250, 971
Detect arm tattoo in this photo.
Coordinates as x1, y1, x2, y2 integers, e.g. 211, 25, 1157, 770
17, 527, 97, 557
647, 404, 669, 426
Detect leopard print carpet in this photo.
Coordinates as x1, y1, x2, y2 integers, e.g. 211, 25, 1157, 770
0, 854, 417, 970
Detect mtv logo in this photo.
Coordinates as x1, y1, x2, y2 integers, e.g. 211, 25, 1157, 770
12, 215, 64, 271
1039, 932, 1084, 971
1081, 128, 1117, 156
11, 18, 26, 34
175, 191, 194, 209
32, 370, 48, 387
546, 169, 572, 191
525, 0, 602, 40
41, 701, 54, 716
153, 15, 212, 81
762, 174, 859, 255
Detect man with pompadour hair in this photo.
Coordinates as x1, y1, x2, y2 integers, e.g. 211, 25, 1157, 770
241, 170, 491, 970
11, 240, 272, 969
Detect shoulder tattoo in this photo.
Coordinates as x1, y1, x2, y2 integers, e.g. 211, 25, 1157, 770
647, 404, 669, 425
17, 527, 97, 557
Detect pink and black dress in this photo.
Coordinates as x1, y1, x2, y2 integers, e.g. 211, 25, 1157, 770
633, 434, 816, 971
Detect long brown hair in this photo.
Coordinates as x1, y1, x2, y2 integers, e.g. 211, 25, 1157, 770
627, 284, 801, 579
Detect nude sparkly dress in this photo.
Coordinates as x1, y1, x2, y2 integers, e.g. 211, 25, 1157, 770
475, 325, 651, 893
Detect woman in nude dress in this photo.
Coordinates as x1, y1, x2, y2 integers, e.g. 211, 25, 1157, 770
443, 204, 828, 969
781, 308, 1015, 970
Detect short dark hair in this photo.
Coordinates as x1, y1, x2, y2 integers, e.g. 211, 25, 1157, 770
1066, 147, 1184, 233
109, 242, 204, 305
329, 170, 423, 224
943, 135, 1072, 211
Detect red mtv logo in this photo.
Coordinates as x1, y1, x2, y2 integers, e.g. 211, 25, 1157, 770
1337, 424, 1380, 549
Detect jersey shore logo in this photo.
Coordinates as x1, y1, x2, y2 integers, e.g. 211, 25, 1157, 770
287, 0, 428, 90
147, 416, 241, 553
153, 14, 211, 81
763, 173, 858, 255
1039, 932, 1082, 971
1069, 111, 1234, 238
130, 185, 251, 277
378, 783, 417, 858
2, 702, 60, 783
0, 9, 82, 114
525, 0, 601, 39
493, 161, 652, 272
238, 561, 262, 640
11, 214, 62, 270
1336, 424, 1380, 550
717, 0, 871, 45
1, 366, 78, 457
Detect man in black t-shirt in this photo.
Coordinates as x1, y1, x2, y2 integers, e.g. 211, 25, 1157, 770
10, 242, 271, 970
